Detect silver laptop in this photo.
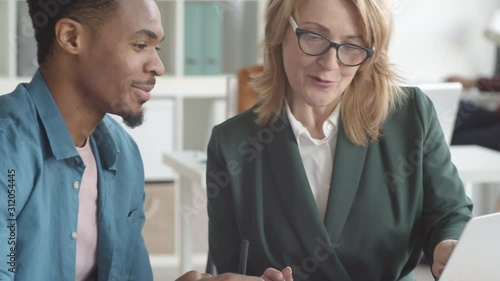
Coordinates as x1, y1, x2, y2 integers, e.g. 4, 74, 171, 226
413, 83, 463, 146
439, 212, 500, 281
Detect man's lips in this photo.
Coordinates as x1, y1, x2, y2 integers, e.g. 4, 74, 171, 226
132, 84, 155, 92
132, 84, 154, 102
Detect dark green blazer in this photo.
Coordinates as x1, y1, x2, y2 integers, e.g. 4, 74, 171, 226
206, 87, 472, 281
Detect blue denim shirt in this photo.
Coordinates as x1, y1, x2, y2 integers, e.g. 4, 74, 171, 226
0, 70, 153, 281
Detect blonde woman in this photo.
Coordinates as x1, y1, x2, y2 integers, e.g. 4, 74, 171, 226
206, 0, 472, 280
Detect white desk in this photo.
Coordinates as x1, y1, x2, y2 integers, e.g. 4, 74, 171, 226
163, 145, 500, 273
163, 151, 207, 275
450, 145, 500, 183
449, 145, 500, 216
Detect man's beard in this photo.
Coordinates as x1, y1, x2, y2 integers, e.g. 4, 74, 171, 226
122, 109, 145, 128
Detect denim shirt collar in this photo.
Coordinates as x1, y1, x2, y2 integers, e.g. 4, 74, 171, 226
27, 69, 119, 169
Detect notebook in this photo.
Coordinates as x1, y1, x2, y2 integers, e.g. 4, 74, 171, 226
439, 212, 500, 281
414, 83, 463, 145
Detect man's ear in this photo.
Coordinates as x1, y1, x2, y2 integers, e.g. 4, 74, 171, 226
54, 18, 85, 55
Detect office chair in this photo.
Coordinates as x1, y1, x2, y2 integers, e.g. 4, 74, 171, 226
226, 65, 263, 118
237, 65, 263, 113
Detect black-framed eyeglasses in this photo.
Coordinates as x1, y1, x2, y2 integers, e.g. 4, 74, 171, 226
288, 16, 375, 67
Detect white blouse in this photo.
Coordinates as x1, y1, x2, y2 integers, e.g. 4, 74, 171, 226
285, 102, 340, 220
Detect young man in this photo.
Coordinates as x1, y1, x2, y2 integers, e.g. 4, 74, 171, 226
0, 0, 291, 280
0, 0, 164, 280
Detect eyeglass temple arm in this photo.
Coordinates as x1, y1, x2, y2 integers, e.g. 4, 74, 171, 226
289, 16, 298, 30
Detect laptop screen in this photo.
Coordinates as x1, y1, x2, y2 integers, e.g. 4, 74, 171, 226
439, 212, 500, 281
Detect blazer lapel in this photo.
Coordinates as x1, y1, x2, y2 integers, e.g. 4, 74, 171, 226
266, 115, 326, 238
266, 112, 352, 280
324, 119, 368, 243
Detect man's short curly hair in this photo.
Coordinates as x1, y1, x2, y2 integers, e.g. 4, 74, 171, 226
26, 0, 120, 65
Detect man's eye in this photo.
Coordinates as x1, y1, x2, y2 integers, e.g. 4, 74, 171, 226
135, 44, 147, 50
155, 46, 162, 51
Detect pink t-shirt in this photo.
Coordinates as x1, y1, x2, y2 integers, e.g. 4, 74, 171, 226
75, 139, 98, 281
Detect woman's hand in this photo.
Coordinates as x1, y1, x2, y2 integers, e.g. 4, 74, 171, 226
176, 266, 293, 281
432, 239, 458, 277
260, 266, 293, 281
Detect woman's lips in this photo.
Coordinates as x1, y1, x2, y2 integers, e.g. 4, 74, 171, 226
310, 76, 336, 87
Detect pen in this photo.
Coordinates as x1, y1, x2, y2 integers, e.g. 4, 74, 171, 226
238, 239, 286, 281
238, 239, 249, 275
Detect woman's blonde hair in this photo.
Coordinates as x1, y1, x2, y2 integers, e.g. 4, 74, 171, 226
251, 0, 406, 146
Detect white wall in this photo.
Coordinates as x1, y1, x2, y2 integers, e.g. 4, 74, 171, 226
390, 0, 500, 83
221, 0, 259, 73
